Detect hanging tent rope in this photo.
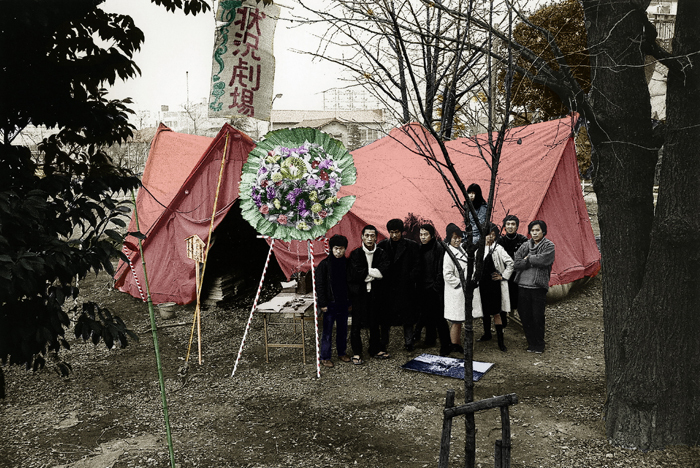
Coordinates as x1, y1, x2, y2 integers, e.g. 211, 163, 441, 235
122, 245, 146, 302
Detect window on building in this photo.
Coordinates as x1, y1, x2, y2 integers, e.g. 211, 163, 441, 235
360, 128, 378, 143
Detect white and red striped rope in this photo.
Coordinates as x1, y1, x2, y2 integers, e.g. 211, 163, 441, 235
308, 241, 321, 378
231, 239, 276, 377
123, 245, 146, 302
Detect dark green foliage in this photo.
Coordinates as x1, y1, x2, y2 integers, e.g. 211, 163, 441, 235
500, 0, 591, 122
73, 302, 139, 351
0, 0, 209, 395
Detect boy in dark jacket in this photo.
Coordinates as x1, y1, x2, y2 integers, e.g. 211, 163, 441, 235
316, 234, 352, 368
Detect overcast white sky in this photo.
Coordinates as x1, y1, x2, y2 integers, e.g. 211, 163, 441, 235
103, 0, 343, 115
103, 0, 553, 118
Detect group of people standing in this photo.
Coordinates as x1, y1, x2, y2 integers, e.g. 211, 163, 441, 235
315, 184, 556, 368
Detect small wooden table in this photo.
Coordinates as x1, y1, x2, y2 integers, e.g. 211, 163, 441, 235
257, 292, 315, 364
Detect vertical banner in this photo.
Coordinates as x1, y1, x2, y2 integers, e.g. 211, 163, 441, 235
209, 0, 280, 121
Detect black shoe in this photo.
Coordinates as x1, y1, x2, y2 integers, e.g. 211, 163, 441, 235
404, 344, 414, 352
423, 340, 436, 348
439, 348, 451, 357
476, 334, 492, 342
451, 344, 464, 354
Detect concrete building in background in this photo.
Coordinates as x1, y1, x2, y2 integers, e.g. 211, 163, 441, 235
270, 109, 388, 150
323, 88, 383, 111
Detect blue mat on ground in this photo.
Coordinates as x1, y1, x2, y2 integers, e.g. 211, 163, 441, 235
401, 353, 494, 381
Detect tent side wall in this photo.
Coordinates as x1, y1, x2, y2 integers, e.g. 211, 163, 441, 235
114, 125, 214, 290
536, 139, 601, 286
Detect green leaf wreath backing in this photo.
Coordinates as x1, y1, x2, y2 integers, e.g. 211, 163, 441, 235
239, 128, 357, 242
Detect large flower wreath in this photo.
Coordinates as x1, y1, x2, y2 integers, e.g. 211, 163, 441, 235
239, 128, 356, 241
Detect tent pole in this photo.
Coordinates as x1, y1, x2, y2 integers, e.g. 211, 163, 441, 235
308, 241, 321, 378
231, 238, 276, 377
186, 132, 231, 365
196, 262, 202, 363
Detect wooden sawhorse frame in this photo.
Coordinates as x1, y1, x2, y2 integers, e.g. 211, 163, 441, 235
439, 392, 519, 468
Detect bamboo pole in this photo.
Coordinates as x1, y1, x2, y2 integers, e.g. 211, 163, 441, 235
130, 190, 176, 468
196, 262, 202, 362
186, 132, 230, 365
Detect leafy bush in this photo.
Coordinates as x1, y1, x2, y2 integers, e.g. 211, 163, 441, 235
0, 0, 209, 396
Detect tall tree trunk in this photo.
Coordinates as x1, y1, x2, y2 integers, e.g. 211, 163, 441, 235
584, 0, 700, 449
602, 0, 700, 449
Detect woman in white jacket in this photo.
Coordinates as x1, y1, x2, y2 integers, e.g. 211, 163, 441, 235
443, 223, 477, 355
474, 223, 514, 351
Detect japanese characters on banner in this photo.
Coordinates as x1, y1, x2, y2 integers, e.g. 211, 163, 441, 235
209, 0, 280, 121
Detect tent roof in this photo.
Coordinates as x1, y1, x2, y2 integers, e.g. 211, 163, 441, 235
340, 119, 571, 239
135, 123, 215, 234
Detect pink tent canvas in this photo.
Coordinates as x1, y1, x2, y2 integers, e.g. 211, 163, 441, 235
271, 117, 599, 286
115, 117, 599, 305
114, 123, 255, 304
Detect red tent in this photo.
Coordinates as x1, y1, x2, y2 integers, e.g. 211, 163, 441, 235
260, 117, 599, 287
115, 117, 599, 305
114, 123, 255, 304
335, 118, 597, 281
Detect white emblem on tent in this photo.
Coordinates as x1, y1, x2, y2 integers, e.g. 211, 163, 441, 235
185, 235, 206, 264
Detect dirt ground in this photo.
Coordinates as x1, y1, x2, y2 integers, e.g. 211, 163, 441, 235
1, 199, 699, 468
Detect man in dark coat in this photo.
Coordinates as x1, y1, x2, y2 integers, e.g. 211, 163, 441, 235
347, 225, 391, 362
414, 223, 451, 356
495, 214, 529, 334
377, 218, 420, 352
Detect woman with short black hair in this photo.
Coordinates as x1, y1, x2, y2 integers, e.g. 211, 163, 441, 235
514, 220, 555, 354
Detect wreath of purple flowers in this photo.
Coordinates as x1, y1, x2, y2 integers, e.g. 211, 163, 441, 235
239, 128, 356, 241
